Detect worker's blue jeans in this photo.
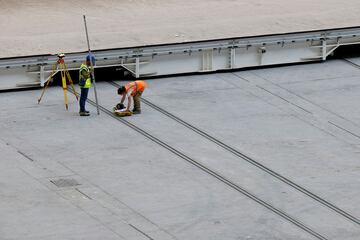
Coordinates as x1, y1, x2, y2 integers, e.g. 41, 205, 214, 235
79, 87, 89, 112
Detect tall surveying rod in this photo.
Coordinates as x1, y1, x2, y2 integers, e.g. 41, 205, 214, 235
83, 15, 100, 115
37, 53, 79, 110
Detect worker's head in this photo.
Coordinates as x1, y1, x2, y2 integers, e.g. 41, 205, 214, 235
86, 54, 96, 66
117, 86, 126, 95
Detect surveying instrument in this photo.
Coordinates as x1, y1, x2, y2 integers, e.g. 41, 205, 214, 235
37, 53, 79, 110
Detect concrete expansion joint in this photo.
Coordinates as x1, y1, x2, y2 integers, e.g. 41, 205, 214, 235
1, 50, 360, 239
232, 71, 360, 144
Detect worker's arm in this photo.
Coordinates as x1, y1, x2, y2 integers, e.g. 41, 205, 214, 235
89, 67, 94, 82
120, 93, 126, 104
81, 69, 90, 79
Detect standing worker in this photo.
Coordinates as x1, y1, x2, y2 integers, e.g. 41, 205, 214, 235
117, 80, 147, 114
78, 54, 95, 116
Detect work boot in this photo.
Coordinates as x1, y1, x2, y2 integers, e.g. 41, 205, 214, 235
132, 109, 141, 114
79, 111, 90, 116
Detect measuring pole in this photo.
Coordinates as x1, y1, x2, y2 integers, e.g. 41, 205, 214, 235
83, 15, 100, 115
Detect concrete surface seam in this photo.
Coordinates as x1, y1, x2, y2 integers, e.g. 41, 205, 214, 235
254, 85, 313, 114
250, 70, 360, 131
129, 224, 155, 240
56, 160, 178, 240
18, 165, 128, 240
328, 121, 360, 139
229, 71, 360, 144
16, 150, 35, 162
220, 76, 346, 143
83, 94, 330, 240
108, 81, 360, 226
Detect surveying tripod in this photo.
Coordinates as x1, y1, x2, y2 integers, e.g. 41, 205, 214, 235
37, 53, 79, 110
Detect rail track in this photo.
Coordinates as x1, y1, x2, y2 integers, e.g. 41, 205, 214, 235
107, 81, 359, 226
81, 92, 329, 240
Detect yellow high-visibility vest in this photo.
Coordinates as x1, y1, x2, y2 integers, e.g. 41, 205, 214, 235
79, 63, 92, 88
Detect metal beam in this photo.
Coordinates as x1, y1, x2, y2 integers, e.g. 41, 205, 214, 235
1, 27, 360, 90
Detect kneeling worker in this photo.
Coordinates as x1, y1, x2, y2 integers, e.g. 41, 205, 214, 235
117, 80, 147, 114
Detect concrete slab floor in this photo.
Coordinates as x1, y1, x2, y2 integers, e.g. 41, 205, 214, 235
0, 58, 359, 239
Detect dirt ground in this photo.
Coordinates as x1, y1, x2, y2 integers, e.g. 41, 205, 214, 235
1, 0, 360, 58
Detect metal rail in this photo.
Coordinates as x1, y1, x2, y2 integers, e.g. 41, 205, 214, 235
79, 90, 328, 240
1, 27, 360, 69
1, 26, 360, 90
107, 81, 360, 225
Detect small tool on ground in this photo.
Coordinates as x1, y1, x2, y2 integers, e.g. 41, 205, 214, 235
113, 102, 132, 117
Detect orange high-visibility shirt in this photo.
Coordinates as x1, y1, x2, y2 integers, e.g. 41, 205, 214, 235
125, 80, 147, 97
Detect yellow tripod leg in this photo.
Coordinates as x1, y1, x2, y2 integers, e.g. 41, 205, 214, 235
60, 65, 69, 110
64, 64, 79, 100
38, 62, 58, 104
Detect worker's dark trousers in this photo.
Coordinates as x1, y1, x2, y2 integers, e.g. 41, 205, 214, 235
79, 87, 89, 112
133, 91, 143, 111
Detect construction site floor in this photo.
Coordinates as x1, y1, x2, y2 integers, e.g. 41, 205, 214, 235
0, 58, 360, 239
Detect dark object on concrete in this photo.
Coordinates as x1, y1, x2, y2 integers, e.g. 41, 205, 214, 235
116, 103, 125, 110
